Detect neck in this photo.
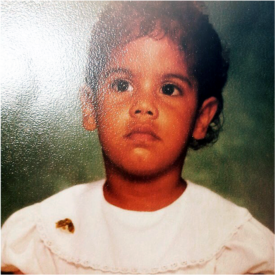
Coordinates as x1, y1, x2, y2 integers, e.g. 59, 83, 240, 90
103, 158, 187, 211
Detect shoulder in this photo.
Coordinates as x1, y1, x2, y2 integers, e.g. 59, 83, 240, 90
37, 179, 105, 228
1, 203, 41, 273
1, 179, 105, 273
42, 179, 104, 205
2, 203, 38, 232
2, 204, 39, 255
186, 181, 251, 226
185, 181, 274, 273
2, 179, 105, 222
36, 179, 105, 240
216, 217, 274, 273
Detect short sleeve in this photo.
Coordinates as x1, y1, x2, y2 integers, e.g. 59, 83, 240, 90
1, 204, 58, 274
215, 217, 274, 274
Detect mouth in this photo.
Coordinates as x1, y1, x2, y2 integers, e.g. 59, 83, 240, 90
124, 125, 161, 143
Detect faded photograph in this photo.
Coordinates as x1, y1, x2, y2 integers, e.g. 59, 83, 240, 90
1, 1, 274, 274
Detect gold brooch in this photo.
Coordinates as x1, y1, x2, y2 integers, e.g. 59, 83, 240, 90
56, 218, 75, 233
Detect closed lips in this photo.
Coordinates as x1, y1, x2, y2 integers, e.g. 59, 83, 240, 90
124, 126, 160, 141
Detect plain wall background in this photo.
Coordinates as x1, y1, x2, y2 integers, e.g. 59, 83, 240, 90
1, 1, 274, 231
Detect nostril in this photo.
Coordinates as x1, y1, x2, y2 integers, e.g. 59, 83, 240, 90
134, 109, 153, 115
132, 109, 156, 116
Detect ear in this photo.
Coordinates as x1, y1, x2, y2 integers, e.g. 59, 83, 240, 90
192, 97, 218, 140
80, 85, 97, 131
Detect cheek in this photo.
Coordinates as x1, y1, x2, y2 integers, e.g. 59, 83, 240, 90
97, 91, 130, 117
96, 99, 128, 145
162, 101, 198, 135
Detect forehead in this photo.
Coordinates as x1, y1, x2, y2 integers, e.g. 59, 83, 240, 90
105, 36, 190, 77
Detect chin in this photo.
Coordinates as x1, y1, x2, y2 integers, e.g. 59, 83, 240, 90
103, 149, 185, 180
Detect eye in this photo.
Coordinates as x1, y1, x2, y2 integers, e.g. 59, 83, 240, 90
111, 79, 133, 92
161, 84, 181, 96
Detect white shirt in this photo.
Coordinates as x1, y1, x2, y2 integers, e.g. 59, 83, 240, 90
2, 180, 274, 274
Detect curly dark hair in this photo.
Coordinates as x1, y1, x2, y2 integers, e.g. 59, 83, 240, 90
86, 1, 229, 150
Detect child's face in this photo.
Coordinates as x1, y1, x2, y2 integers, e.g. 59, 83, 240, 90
83, 36, 217, 177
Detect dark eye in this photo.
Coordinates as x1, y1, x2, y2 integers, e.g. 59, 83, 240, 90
161, 84, 181, 96
111, 80, 133, 92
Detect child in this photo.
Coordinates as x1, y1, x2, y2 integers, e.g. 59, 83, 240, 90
2, 2, 274, 274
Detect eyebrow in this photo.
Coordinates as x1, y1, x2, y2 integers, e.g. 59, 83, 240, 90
103, 68, 133, 78
163, 73, 192, 87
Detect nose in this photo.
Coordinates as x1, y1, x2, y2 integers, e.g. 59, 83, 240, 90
129, 93, 159, 120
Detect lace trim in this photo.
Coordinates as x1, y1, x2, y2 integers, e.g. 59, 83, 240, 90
35, 205, 252, 274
